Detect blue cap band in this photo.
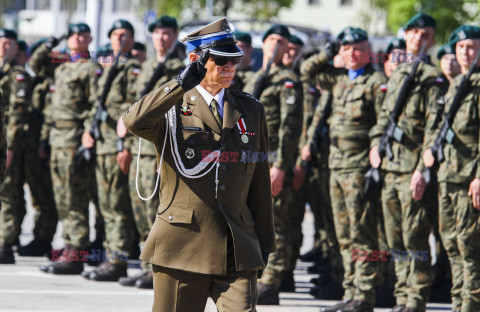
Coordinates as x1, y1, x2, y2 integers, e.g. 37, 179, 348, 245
186, 33, 234, 54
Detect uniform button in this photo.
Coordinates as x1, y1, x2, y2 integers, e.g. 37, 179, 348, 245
218, 204, 224, 210
168, 216, 173, 221
220, 184, 226, 190
221, 163, 227, 170
164, 87, 170, 92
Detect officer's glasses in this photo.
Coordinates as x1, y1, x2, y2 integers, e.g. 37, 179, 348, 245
209, 55, 243, 66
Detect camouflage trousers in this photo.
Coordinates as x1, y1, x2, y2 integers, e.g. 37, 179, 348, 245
260, 176, 296, 288
438, 182, 480, 312
330, 169, 378, 304
0, 146, 57, 245
95, 154, 135, 263
382, 172, 432, 310
129, 154, 159, 270
50, 147, 93, 248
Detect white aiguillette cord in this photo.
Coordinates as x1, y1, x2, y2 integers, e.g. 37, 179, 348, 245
136, 106, 221, 201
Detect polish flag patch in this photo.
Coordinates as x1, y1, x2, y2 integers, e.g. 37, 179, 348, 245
285, 81, 294, 88
132, 68, 141, 76
308, 87, 317, 94
49, 85, 56, 92
15, 74, 25, 81
94, 68, 103, 76
435, 77, 444, 84
380, 84, 388, 92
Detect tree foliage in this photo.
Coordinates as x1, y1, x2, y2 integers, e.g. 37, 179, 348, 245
366, 0, 480, 43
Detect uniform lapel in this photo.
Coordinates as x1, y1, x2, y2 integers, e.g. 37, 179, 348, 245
221, 89, 242, 141
188, 88, 222, 134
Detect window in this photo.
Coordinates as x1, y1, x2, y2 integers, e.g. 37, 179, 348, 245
340, 0, 352, 5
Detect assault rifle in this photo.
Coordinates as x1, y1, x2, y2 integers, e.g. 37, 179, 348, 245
423, 48, 480, 184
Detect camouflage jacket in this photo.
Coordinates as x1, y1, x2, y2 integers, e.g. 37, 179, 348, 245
425, 68, 480, 184
296, 83, 321, 167
305, 89, 332, 167
84, 55, 140, 155
42, 57, 102, 148
229, 66, 254, 92
301, 51, 387, 170
27, 43, 59, 79
370, 59, 447, 174
0, 62, 33, 152
243, 64, 303, 171
130, 57, 185, 156
0, 90, 6, 183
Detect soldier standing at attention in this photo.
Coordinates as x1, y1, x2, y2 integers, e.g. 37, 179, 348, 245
118, 15, 185, 289
301, 27, 387, 312
36, 23, 102, 275
229, 30, 254, 91
243, 24, 304, 305
423, 25, 480, 312
123, 18, 275, 311
0, 29, 33, 264
384, 38, 406, 78
437, 43, 461, 84
369, 13, 448, 312
81, 20, 140, 281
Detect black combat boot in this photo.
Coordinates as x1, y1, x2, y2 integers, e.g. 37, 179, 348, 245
342, 300, 374, 312
0, 244, 15, 264
135, 271, 153, 289
320, 299, 352, 312
39, 244, 84, 274
279, 271, 295, 292
118, 271, 149, 287
257, 282, 280, 305
19, 239, 52, 257
88, 261, 127, 281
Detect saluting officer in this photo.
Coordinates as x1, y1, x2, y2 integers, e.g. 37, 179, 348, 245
123, 18, 275, 311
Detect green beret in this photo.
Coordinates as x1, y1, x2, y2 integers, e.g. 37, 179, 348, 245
448, 25, 480, 46
234, 31, 252, 45
0, 28, 18, 41
290, 34, 304, 47
97, 43, 113, 57
148, 15, 178, 32
337, 27, 368, 45
437, 43, 456, 60
133, 41, 146, 52
386, 38, 406, 54
404, 12, 436, 31
262, 24, 291, 42
68, 23, 91, 37
17, 40, 27, 52
108, 19, 134, 38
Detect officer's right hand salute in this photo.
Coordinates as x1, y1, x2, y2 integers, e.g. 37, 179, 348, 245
175, 49, 209, 91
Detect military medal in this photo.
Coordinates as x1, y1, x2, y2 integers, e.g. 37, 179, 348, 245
237, 118, 250, 143
241, 134, 249, 143
180, 106, 192, 116
185, 147, 195, 159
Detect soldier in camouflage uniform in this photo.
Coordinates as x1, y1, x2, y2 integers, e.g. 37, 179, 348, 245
81, 20, 139, 281
118, 15, 185, 289
369, 13, 448, 312
437, 43, 460, 84
0, 29, 33, 263
229, 31, 254, 91
243, 24, 303, 305
302, 27, 387, 312
131, 41, 147, 63
35, 23, 102, 275
423, 25, 480, 312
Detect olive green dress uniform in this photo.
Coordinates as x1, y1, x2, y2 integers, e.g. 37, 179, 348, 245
41, 54, 102, 250
301, 47, 387, 304
0, 61, 33, 249
130, 56, 185, 269
244, 63, 304, 289
124, 78, 276, 310
84, 54, 140, 261
424, 25, 480, 312
370, 57, 447, 311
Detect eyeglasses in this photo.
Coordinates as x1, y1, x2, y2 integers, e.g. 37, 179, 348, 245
209, 55, 242, 66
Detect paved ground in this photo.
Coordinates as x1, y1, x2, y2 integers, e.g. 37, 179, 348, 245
0, 187, 452, 311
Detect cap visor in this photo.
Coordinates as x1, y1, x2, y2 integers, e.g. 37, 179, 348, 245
209, 44, 244, 57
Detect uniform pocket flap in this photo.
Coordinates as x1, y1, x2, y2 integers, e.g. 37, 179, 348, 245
159, 206, 194, 224
240, 209, 254, 228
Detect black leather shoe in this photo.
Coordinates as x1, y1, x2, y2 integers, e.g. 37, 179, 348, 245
45, 260, 84, 274
89, 262, 127, 282
19, 239, 52, 257
342, 300, 374, 312
0, 244, 15, 264
257, 282, 279, 305
320, 299, 351, 312
279, 271, 295, 292
135, 271, 153, 289
118, 271, 148, 287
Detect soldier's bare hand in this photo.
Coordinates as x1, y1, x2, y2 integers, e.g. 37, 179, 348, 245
301, 145, 312, 162
117, 117, 128, 138
369, 146, 381, 168
270, 166, 285, 197
6, 150, 13, 171
423, 148, 435, 168
292, 166, 306, 191
117, 149, 132, 175
82, 132, 94, 148
468, 178, 480, 209
410, 170, 426, 201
